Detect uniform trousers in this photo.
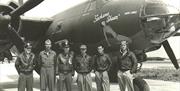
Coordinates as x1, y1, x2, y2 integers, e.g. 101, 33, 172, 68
117, 70, 134, 91
18, 73, 33, 91
58, 72, 72, 91
95, 71, 110, 91
77, 73, 92, 91
40, 67, 54, 91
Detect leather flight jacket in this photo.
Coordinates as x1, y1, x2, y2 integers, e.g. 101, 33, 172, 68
57, 52, 74, 74
73, 54, 93, 74
94, 53, 112, 72
117, 51, 137, 73
15, 52, 35, 74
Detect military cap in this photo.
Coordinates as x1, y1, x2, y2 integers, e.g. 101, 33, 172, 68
24, 42, 32, 49
120, 40, 128, 45
61, 40, 69, 48
80, 44, 87, 49
45, 39, 52, 45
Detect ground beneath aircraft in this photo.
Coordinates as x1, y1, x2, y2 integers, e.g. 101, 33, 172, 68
0, 61, 180, 91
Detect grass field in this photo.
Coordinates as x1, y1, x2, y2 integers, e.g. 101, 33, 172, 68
136, 68, 180, 82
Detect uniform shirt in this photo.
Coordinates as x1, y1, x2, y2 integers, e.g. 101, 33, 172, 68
73, 54, 93, 74
15, 52, 35, 74
94, 53, 112, 72
39, 50, 56, 67
117, 51, 137, 73
57, 52, 74, 72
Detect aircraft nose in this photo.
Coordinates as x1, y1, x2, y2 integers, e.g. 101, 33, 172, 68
140, 0, 180, 44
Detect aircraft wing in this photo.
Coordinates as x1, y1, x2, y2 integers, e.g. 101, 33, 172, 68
174, 32, 180, 36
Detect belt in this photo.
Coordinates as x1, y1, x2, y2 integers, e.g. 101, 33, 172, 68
20, 71, 33, 75
42, 65, 54, 68
59, 70, 72, 74
77, 70, 91, 74
119, 69, 129, 72
96, 68, 108, 72
96, 70, 106, 73
78, 72, 90, 75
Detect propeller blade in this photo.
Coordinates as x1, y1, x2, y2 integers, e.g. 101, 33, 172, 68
7, 0, 44, 53
0, 0, 44, 54
8, 1, 19, 9
162, 40, 179, 69
7, 24, 25, 53
10, 0, 44, 17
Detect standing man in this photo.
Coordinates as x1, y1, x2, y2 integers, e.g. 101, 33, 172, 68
39, 39, 56, 91
93, 45, 112, 91
15, 42, 35, 91
117, 40, 137, 91
56, 41, 74, 91
73, 44, 93, 91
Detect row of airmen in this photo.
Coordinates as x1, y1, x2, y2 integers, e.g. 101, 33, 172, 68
15, 39, 137, 91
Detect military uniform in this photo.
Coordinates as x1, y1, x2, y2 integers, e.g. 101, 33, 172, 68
56, 52, 74, 91
93, 53, 111, 91
15, 52, 35, 91
39, 50, 56, 91
117, 51, 137, 91
73, 54, 93, 91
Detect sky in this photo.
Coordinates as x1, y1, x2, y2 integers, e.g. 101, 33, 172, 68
0, 0, 180, 59
1, 0, 179, 18
0, 0, 87, 17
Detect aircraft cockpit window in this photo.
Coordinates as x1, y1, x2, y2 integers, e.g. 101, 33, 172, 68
146, 17, 161, 22
140, 1, 180, 43
143, 2, 180, 16
141, 12, 179, 43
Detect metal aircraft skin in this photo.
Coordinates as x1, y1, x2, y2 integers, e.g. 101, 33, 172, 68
0, 0, 180, 80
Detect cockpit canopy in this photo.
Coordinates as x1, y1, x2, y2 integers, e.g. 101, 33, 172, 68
140, 0, 180, 44
143, 0, 180, 16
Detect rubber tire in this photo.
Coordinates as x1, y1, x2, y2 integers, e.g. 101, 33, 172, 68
133, 77, 150, 91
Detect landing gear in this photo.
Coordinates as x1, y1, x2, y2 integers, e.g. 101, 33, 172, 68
133, 77, 150, 91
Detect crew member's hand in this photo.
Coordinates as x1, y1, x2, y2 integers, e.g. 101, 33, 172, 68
56, 75, 59, 80
117, 70, 122, 78
91, 70, 95, 73
130, 70, 134, 74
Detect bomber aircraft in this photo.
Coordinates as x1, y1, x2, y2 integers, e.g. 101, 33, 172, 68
0, 0, 180, 91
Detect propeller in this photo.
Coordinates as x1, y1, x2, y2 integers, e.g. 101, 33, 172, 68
6, 0, 44, 53
10, 0, 44, 17
162, 40, 179, 69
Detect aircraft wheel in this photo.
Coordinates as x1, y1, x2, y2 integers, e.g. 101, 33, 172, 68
133, 77, 150, 91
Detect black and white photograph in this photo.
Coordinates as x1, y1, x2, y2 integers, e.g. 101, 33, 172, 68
0, 0, 180, 91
